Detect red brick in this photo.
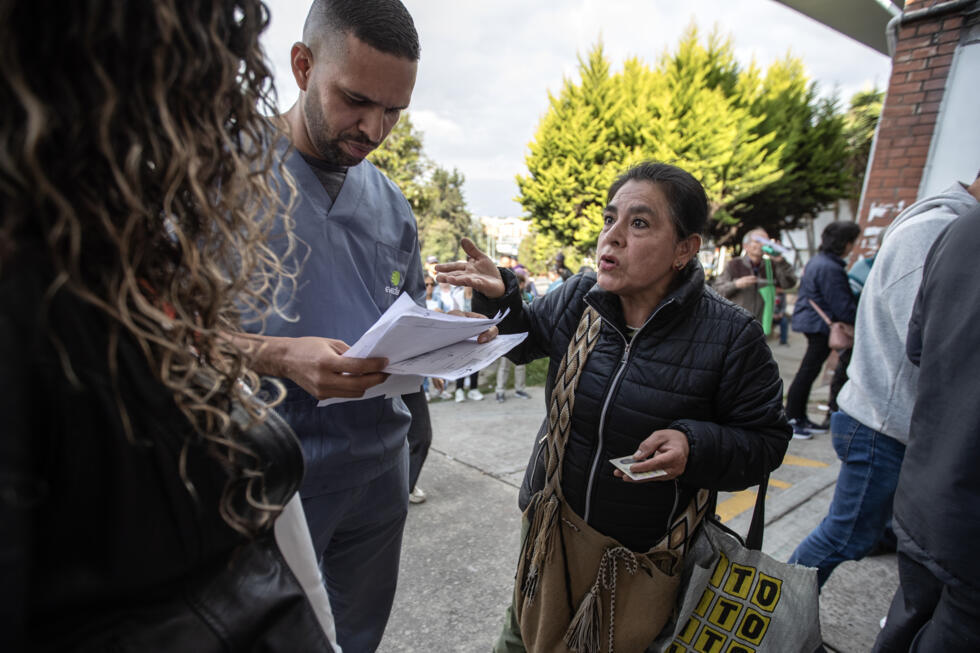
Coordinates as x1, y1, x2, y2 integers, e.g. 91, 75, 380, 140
929, 65, 951, 79
877, 127, 906, 140
907, 155, 929, 169
912, 45, 941, 59
937, 40, 959, 54
898, 35, 936, 52
916, 21, 942, 36
907, 70, 932, 83
925, 89, 945, 102
899, 24, 919, 40
891, 81, 923, 95
943, 16, 965, 30
900, 92, 928, 105
907, 145, 931, 157
938, 29, 961, 44
923, 77, 947, 91
929, 54, 954, 68
916, 102, 942, 115
893, 59, 927, 74
894, 116, 921, 127
881, 106, 906, 121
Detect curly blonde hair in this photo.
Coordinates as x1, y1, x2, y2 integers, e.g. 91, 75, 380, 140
0, 0, 298, 535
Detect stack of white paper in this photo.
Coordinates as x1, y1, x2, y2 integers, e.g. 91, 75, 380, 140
318, 293, 527, 406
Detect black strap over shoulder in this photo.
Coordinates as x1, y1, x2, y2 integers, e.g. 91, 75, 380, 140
705, 474, 768, 551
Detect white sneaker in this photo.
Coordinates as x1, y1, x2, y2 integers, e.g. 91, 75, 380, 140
467, 389, 484, 401
454, 388, 465, 403
439, 390, 453, 401
409, 487, 426, 504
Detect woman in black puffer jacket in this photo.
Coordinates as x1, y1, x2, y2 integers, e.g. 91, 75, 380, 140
438, 162, 791, 652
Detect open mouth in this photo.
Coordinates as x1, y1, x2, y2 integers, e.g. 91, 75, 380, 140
598, 254, 618, 271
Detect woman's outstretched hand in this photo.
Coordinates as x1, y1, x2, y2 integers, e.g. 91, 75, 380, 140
433, 237, 506, 299
613, 429, 690, 483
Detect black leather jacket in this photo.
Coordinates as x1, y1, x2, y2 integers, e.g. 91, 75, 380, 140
475, 263, 791, 551
0, 247, 328, 651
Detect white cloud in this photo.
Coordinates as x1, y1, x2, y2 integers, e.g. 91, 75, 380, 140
261, 0, 892, 216
410, 110, 466, 147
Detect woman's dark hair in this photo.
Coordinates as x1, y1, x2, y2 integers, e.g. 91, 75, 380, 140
819, 221, 862, 256
606, 162, 708, 239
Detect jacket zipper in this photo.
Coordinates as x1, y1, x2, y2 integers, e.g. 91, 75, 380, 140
582, 298, 676, 524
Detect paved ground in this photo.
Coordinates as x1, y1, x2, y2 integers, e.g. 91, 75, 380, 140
378, 333, 897, 653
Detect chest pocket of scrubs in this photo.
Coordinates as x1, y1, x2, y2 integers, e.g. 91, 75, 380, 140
373, 241, 413, 311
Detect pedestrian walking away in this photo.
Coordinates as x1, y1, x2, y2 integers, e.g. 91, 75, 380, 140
784, 221, 860, 439
789, 175, 979, 589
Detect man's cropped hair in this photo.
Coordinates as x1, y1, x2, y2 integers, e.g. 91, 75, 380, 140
304, 0, 420, 61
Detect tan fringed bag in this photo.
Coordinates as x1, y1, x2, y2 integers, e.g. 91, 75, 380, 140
513, 306, 710, 653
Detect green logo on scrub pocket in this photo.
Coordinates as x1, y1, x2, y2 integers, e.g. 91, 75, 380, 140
390, 270, 401, 286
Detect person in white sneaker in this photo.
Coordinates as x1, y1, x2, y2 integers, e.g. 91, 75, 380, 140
454, 372, 483, 402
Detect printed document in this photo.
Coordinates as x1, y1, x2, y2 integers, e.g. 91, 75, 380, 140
318, 293, 527, 406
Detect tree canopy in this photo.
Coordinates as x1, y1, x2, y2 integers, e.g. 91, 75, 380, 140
369, 114, 482, 264
517, 25, 872, 251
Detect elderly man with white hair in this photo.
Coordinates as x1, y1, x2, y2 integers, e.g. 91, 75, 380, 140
713, 228, 796, 333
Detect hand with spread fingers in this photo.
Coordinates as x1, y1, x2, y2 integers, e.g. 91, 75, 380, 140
434, 237, 506, 299
613, 429, 690, 482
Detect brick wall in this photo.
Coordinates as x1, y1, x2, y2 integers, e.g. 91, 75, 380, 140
854, 3, 968, 257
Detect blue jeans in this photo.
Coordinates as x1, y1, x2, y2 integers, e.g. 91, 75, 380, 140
788, 410, 906, 587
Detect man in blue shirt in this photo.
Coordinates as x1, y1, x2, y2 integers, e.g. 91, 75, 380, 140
237, 2, 422, 650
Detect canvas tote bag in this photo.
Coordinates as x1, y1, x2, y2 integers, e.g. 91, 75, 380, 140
513, 306, 710, 653
649, 484, 822, 653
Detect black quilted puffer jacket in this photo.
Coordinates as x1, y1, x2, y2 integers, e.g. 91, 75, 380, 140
474, 263, 791, 552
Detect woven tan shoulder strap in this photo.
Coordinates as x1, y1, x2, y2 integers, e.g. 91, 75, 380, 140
543, 305, 603, 487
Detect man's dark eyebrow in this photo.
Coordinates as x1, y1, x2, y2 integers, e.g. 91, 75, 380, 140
341, 86, 409, 112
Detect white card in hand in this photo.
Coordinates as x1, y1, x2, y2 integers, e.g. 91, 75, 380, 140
610, 456, 667, 481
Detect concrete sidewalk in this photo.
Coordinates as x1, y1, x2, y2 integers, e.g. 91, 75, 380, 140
379, 332, 897, 653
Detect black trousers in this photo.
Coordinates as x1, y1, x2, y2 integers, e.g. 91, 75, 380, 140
402, 391, 431, 492
874, 551, 980, 652
785, 331, 831, 420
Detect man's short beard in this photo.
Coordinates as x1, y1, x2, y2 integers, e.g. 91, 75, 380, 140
303, 86, 361, 167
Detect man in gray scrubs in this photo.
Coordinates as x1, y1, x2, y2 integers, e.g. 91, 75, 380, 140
239, 1, 422, 650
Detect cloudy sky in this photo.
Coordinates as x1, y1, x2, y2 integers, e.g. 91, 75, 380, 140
260, 0, 892, 217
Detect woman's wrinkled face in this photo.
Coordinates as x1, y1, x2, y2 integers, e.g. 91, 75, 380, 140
596, 180, 688, 305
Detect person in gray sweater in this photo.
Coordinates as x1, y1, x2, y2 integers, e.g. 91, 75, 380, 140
788, 174, 980, 587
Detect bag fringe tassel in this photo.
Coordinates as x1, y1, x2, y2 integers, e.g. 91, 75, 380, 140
564, 583, 602, 653
521, 493, 560, 603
